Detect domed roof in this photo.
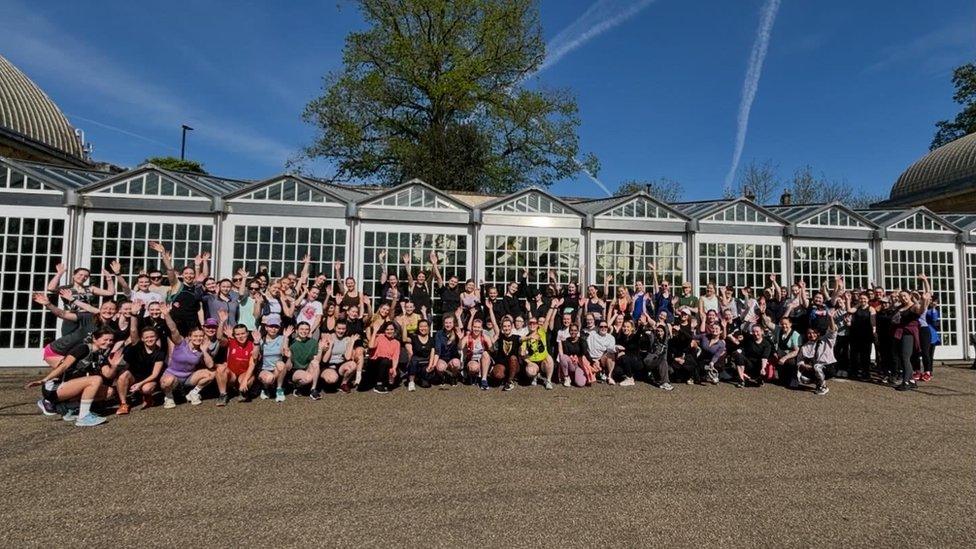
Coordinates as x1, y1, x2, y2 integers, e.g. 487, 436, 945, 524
891, 132, 976, 199
0, 54, 84, 159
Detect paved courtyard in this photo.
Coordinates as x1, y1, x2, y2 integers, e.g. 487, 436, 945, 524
1, 365, 974, 547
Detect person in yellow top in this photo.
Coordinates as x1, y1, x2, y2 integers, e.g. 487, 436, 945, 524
522, 298, 560, 390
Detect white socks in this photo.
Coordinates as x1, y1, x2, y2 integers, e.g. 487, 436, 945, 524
79, 398, 93, 418
188, 387, 201, 397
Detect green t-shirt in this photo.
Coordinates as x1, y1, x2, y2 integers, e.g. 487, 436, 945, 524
523, 329, 549, 362
289, 337, 319, 370
677, 294, 699, 310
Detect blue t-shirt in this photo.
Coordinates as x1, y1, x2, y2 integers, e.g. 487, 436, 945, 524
260, 336, 283, 371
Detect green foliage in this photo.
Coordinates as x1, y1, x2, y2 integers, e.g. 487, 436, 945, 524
301, 0, 592, 193
614, 178, 683, 202
144, 156, 207, 174
931, 62, 976, 149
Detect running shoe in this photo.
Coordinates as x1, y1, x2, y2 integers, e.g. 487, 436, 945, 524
36, 398, 57, 416
75, 413, 107, 427
814, 386, 829, 396
799, 374, 812, 385
163, 396, 177, 409
562, 378, 571, 387
309, 390, 322, 401
734, 382, 744, 388
544, 380, 554, 390
660, 382, 674, 392
921, 372, 932, 382
912, 371, 922, 381
116, 402, 130, 415
480, 379, 489, 390
503, 382, 514, 391
186, 391, 202, 406
216, 394, 229, 407
894, 382, 916, 392
373, 384, 390, 394
685, 379, 694, 385
339, 382, 351, 394
530, 376, 538, 387
62, 409, 78, 422
619, 378, 635, 387
259, 390, 269, 400
275, 388, 286, 402
407, 381, 416, 392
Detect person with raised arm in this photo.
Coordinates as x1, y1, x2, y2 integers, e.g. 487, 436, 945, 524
157, 303, 215, 408
523, 299, 558, 389
34, 292, 118, 368
402, 253, 432, 314
114, 301, 165, 413
148, 241, 207, 336
429, 251, 462, 321
797, 312, 838, 396
890, 274, 931, 391
46, 261, 117, 336
214, 316, 257, 405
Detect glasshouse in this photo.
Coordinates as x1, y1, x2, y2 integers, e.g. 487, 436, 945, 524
1, 154, 976, 366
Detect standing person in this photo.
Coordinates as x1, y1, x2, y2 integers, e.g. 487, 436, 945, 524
28, 328, 124, 426
848, 292, 876, 380
116, 268, 164, 311
115, 320, 165, 413
922, 298, 940, 381
558, 324, 591, 388
46, 262, 116, 336
255, 316, 292, 402
158, 305, 215, 409
203, 278, 240, 327
643, 322, 672, 391
891, 276, 930, 391
501, 271, 529, 321
676, 282, 699, 318
630, 277, 649, 323
797, 314, 837, 396
149, 242, 208, 336
34, 293, 119, 368
237, 278, 262, 331
649, 264, 675, 323
215, 322, 256, 405
404, 318, 434, 391
288, 321, 321, 398
429, 252, 461, 320
368, 322, 401, 393
403, 253, 433, 316
698, 282, 720, 318
294, 286, 324, 336
376, 251, 406, 306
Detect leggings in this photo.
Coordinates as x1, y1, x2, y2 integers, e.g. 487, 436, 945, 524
615, 354, 641, 379
849, 338, 873, 377
643, 353, 669, 384
407, 356, 429, 378
917, 327, 933, 374
558, 355, 588, 387
369, 358, 394, 388
893, 334, 915, 384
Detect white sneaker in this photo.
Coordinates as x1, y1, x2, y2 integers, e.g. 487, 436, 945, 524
562, 378, 571, 387
186, 391, 202, 405
660, 382, 674, 391
619, 377, 635, 387
407, 381, 416, 392
544, 380, 554, 390
163, 396, 176, 409
530, 376, 538, 386
259, 390, 269, 400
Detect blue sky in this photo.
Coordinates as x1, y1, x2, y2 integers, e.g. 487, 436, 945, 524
2, 0, 972, 200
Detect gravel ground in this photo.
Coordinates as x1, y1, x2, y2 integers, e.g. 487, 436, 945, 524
1, 365, 974, 548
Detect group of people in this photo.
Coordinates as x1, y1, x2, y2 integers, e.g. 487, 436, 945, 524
27, 242, 944, 427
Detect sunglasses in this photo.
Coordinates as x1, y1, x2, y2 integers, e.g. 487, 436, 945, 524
233, 277, 242, 282
249, 287, 260, 292
599, 325, 609, 328
149, 275, 162, 279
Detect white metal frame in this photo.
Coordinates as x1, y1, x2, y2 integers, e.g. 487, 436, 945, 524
881, 240, 963, 359
791, 238, 874, 291
0, 205, 70, 366
588, 232, 687, 287
479, 224, 584, 287
220, 214, 350, 279
694, 233, 786, 292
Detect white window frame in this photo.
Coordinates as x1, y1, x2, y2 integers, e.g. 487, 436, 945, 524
791, 239, 874, 291
888, 212, 954, 234
588, 232, 687, 286
231, 178, 341, 206
797, 207, 869, 229
694, 233, 786, 292
598, 197, 680, 220
361, 185, 462, 212
701, 203, 781, 226
479, 225, 584, 288
220, 214, 349, 279
0, 205, 70, 367
881, 240, 963, 359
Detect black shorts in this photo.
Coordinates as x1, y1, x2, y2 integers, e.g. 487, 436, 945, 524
41, 381, 61, 404
212, 346, 228, 364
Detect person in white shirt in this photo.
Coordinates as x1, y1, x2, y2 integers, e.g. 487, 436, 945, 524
295, 285, 324, 335
797, 314, 837, 396
586, 320, 617, 383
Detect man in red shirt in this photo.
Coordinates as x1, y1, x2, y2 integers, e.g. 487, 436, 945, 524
215, 324, 256, 406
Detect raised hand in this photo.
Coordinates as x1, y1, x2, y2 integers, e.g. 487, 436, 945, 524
302, 252, 311, 264
55, 262, 67, 274
222, 325, 233, 339
33, 292, 50, 306
283, 325, 295, 339
318, 336, 331, 351
333, 260, 343, 272
401, 253, 411, 264
148, 241, 165, 254
58, 288, 74, 302
428, 251, 438, 265
130, 300, 144, 315
605, 274, 613, 284
158, 303, 171, 317
107, 260, 122, 275
200, 251, 211, 261
378, 250, 387, 262
251, 329, 262, 342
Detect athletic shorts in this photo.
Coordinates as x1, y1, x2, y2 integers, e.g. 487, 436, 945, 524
227, 361, 249, 377
41, 379, 62, 404
42, 344, 64, 362
212, 347, 228, 364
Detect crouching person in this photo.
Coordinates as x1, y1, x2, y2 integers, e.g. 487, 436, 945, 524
215, 323, 256, 405
115, 325, 165, 413
29, 328, 125, 427
255, 315, 291, 402
797, 315, 837, 396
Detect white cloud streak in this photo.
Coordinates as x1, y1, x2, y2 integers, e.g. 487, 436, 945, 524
0, 1, 294, 169
723, 0, 781, 193
540, 0, 658, 74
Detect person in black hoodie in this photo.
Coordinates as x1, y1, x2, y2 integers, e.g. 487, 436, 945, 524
733, 324, 773, 388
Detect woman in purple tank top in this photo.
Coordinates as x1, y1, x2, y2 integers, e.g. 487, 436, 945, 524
159, 305, 215, 409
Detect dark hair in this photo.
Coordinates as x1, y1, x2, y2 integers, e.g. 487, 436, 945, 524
380, 321, 395, 333
140, 326, 159, 337
296, 321, 310, 329
417, 318, 431, 328
232, 323, 249, 332
73, 267, 91, 275
335, 319, 348, 328
91, 327, 116, 340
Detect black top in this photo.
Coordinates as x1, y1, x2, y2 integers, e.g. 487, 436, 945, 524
740, 336, 773, 367
614, 332, 641, 357
170, 283, 205, 323
492, 333, 522, 362
561, 336, 588, 358
408, 333, 433, 362
437, 285, 461, 314
62, 342, 107, 382
410, 283, 432, 313
124, 344, 165, 379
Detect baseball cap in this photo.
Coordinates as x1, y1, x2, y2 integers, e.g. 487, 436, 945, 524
263, 314, 282, 327
203, 317, 219, 328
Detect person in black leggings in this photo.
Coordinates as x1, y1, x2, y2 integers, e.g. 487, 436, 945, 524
890, 276, 930, 392
848, 292, 876, 380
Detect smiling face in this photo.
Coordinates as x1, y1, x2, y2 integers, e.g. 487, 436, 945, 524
307, 287, 320, 301
377, 303, 391, 318
92, 332, 114, 351
345, 277, 356, 292
72, 268, 90, 286
418, 320, 430, 336
443, 316, 455, 332
403, 301, 415, 315
264, 325, 281, 338
465, 280, 475, 293
233, 326, 249, 344
297, 323, 311, 339
148, 302, 162, 318
136, 275, 151, 291
205, 278, 217, 293
140, 328, 158, 348
501, 319, 512, 336
188, 328, 205, 347
751, 325, 763, 341
98, 301, 118, 320
347, 306, 360, 320
219, 280, 232, 296
471, 320, 483, 336
181, 267, 195, 285
858, 293, 869, 307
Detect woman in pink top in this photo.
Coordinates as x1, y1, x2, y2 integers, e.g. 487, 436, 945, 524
368, 322, 401, 394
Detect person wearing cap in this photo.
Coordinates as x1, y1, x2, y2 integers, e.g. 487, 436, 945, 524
255, 314, 292, 402
676, 281, 699, 316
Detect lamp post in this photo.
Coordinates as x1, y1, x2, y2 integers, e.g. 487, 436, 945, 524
180, 124, 194, 160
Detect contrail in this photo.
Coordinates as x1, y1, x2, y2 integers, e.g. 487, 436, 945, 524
723, 0, 781, 194
539, 0, 658, 74
66, 113, 177, 151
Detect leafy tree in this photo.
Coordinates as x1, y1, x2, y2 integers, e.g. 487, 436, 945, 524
144, 156, 207, 174
726, 159, 781, 204
614, 178, 683, 202
932, 62, 976, 149
301, 0, 595, 193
